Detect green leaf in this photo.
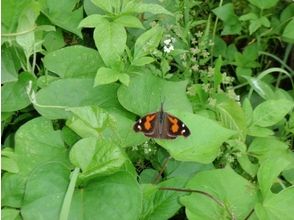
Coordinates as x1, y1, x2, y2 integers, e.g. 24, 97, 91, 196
139, 169, 159, 184
255, 187, 294, 220
2, 173, 26, 208
68, 172, 142, 220
252, 99, 294, 127
239, 12, 258, 21
248, 137, 290, 162
40, 0, 83, 37
1, 72, 35, 112
94, 20, 126, 66
1, 208, 20, 220
212, 3, 241, 35
260, 16, 271, 27
66, 106, 145, 147
1, 157, 19, 173
157, 112, 235, 163
258, 155, 292, 197
1, 0, 32, 33
118, 73, 192, 116
21, 163, 70, 220
123, 3, 173, 16
249, 0, 279, 9
243, 76, 275, 99
282, 19, 294, 43
280, 4, 294, 22
118, 73, 130, 86
69, 137, 126, 181
142, 178, 187, 220
242, 98, 253, 126
283, 168, 294, 184
247, 125, 274, 137
133, 25, 164, 59
15, 117, 70, 175
94, 67, 120, 86
216, 95, 247, 141
43, 28, 66, 52
249, 19, 262, 35
1, 44, 22, 83
114, 15, 144, 29
44, 45, 104, 78
167, 160, 213, 179
78, 14, 106, 28
15, 1, 40, 56
91, 0, 112, 13
132, 56, 155, 66
35, 78, 120, 119
180, 167, 257, 219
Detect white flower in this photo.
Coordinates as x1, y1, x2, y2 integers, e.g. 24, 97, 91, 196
164, 44, 174, 53
164, 39, 171, 45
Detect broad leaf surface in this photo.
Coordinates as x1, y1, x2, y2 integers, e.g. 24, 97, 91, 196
40, 0, 83, 37
93, 19, 126, 66
66, 106, 145, 147
180, 167, 257, 220
15, 117, 70, 175
69, 172, 142, 220
69, 137, 126, 181
157, 112, 235, 163
21, 163, 70, 220
255, 187, 294, 220
118, 73, 192, 116
43, 46, 104, 78
35, 79, 120, 119
2, 72, 36, 112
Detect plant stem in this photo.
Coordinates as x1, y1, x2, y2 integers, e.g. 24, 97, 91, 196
59, 168, 80, 220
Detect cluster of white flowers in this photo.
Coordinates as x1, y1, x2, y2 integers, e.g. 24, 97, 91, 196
163, 37, 175, 53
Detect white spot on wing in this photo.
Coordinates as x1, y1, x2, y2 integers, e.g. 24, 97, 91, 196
138, 125, 142, 130
139, 119, 142, 123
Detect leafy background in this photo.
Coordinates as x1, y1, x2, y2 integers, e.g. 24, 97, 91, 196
1, 0, 294, 220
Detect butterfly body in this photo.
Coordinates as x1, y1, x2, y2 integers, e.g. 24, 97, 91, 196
133, 104, 191, 139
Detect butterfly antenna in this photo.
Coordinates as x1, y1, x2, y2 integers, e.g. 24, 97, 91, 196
160, 96, 166, 111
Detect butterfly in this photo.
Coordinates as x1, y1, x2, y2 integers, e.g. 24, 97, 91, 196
133, 103, 191, 139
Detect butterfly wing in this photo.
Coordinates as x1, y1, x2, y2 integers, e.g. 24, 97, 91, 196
133, 113, 159, 137
163, 113, 191, 138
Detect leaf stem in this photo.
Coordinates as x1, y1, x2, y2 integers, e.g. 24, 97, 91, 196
152, 156, 171, 184
2, 25, 37, 37
59, 167, 80, 220
159, 186, 224, 207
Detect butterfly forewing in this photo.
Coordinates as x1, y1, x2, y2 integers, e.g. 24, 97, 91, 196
133, 113, 157, 135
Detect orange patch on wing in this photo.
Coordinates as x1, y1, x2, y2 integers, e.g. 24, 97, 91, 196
168, 116, 179, 133
144, 114, 156, 130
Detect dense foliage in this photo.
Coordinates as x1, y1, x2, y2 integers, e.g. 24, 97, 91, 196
1, 0, 294, 219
